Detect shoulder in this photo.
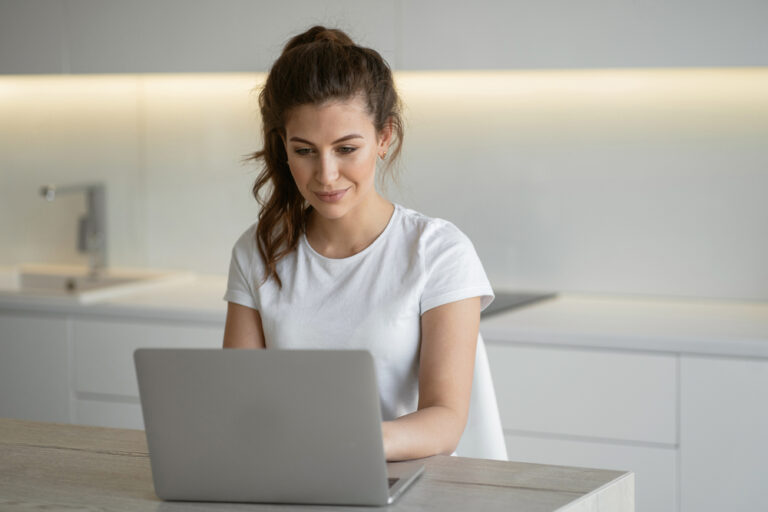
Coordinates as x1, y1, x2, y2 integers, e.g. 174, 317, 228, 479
229, 221, 265, 274
393, 204, 474, 251
394, 205, 494, 313
232, 221, 259, 255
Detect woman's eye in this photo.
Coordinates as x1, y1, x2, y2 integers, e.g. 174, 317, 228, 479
338, 146, 357, 154
294, 148, 313, 156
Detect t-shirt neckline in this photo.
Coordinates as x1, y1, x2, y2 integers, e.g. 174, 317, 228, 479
301, 203, 400, 263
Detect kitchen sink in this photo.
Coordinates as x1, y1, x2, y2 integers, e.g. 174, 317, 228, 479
0, 264, 195, 304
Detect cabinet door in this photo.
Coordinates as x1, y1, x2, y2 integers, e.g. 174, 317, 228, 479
73, 317, 222, 397
401, 0, 768, 70
680, 355, 768, 512
0, 312, 70, 422
72, 317, 222, 429
486, 343, 677, 444
487, 343, 678, 512
0, 1, 65, 74
65, 0, 397, 73
505, 433, 676, 512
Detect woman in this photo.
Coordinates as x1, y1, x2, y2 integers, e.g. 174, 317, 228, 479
223, 26, 494, 462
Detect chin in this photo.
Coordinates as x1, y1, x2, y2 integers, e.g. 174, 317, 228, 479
310, 201, 353, 220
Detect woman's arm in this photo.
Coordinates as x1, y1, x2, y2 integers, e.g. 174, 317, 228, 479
222, 302, 267, 349
382, 296, 481, 461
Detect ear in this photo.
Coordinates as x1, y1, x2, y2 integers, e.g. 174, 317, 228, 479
377, 118, 394, 154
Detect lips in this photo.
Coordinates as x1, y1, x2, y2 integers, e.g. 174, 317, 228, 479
315, 188, 349, 203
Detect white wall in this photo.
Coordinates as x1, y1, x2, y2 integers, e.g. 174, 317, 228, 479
1, 1, 767, 302
1, 70, 767, 301
391, 71, 768, 301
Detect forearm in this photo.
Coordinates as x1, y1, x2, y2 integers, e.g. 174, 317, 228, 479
382, 405, 466, 461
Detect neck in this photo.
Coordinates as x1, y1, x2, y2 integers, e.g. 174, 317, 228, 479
306, 193, 394, 259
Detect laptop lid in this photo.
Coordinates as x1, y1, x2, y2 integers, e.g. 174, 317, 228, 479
134, 348, 420, 506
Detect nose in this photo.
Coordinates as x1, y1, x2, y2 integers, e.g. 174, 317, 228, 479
315, 152, 339, 185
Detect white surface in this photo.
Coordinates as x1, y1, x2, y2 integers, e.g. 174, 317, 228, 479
74, 399, 144, 430
3, 0, 768, 73
456, 334, 508, 461
0, 0, 65, 73
0, 274, 228, 323
401, 1, 768, 69
73, 317, 222, 397
680, 355, 768, 512
0, 313, 71, 423
482, 294, 768, 358
0, 263, 195, 304
505, 433, 675, 512
2, 70, 768, 302
64, 0, 397, 74
487, 343, 677, 444
3, 282, 767, 358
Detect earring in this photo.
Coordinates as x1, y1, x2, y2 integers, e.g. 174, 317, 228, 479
379, 151, 388, 160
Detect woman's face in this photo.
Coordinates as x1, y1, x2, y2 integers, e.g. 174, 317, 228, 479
283, 96, 391, 221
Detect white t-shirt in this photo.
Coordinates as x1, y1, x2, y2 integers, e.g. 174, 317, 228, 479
223, 203, 494, 421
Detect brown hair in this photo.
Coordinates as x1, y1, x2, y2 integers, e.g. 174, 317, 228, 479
247, 25, 404, 287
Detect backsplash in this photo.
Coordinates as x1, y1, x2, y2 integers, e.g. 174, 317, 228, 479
1, 69, 767, 301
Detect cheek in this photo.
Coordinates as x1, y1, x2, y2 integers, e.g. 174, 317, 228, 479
287, 164, 310, 190
348, 152, 377, 180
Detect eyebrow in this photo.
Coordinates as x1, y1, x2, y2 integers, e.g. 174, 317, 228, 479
288, 134, 364, 145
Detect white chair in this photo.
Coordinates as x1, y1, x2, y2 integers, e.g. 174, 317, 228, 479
455, 332, 508, 460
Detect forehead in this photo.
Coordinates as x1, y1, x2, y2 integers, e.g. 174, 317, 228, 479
284, 96, 376, 138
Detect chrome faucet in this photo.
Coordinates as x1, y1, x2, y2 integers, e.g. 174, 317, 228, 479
40, 182, 107, 276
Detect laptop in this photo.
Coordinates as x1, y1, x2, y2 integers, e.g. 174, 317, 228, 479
133, 348, 424, 506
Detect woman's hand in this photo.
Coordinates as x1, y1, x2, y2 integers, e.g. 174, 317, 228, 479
382, 296, 481, 461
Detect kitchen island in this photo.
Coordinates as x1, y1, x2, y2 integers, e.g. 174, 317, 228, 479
0, 418, 633, 511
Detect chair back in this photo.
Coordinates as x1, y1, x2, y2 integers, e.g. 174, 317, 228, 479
455, 332, 508, 460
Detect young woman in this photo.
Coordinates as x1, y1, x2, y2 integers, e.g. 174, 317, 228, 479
223, 26, 494, 462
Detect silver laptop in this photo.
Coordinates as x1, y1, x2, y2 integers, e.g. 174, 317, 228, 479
134, 348, 424, 506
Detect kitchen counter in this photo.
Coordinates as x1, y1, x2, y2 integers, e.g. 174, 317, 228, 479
0, 274, 228, 324
481, 293, 768, 358
2, 276, 766, 358
0, 418, 634, 511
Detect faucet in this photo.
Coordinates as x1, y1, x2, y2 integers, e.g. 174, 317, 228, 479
40, 182, 107, 277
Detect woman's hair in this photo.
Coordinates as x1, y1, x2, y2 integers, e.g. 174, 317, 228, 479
247, 25, 404, 287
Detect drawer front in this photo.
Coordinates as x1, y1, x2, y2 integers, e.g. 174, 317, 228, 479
487, 343, 677, 444
74, 318, 222, 397
75, 399, 144, 430
680, 356, 768, 512
505, 433, 676, 512
0, 313, 71, 423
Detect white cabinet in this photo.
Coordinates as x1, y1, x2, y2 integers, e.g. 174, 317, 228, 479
71, 317, 223, 428
0, 312, 71, 423
1, 0, 398, 74
73, 317, 222, 397
488, 344, 676, 444
0, 0, 66, 74
504, 433, 677, 512
3, 1, 767, 74
0, 309, 224, 429
680, 355, 768, 512
487, 342, 677, 512
400, 0, 768, 70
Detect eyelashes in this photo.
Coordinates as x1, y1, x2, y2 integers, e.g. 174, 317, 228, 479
293, 146, 358, 156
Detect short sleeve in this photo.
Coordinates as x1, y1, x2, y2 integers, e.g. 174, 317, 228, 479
419, 220, 494, 314
222, 223, 261, 311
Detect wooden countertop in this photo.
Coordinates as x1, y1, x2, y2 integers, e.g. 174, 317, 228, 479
0, 418, 633, 511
